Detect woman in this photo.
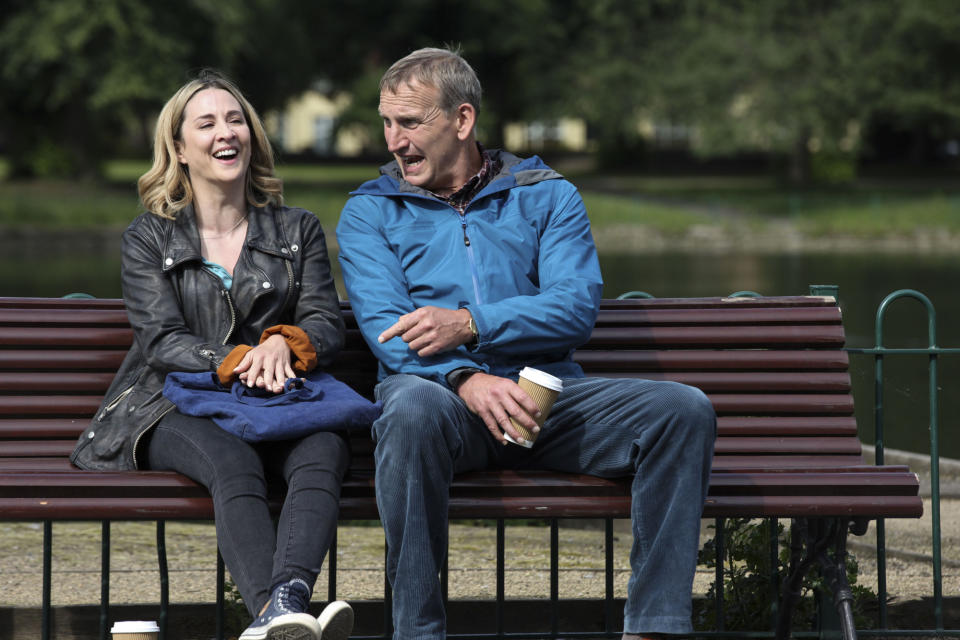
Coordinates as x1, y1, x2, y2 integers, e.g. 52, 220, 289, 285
71, 70, 354, 640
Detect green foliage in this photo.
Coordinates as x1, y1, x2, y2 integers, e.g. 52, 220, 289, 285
810, 153, 857, 185
223, 577, 251, 636
0, 0, 331, 178
4, 1, 960, 182
696, 518, 877, 632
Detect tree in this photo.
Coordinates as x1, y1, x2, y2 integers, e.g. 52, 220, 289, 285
637, 0, 873, 182
0, 0, 338, 178
856, 0, 960, 163
0, 0, 194, 177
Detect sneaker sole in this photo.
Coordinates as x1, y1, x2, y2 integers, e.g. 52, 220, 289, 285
318, 601, 354, 640
265, 621, 321, 640
240, 613, 321, 640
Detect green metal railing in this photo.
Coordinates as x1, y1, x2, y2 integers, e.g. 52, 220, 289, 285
846, 288, 960, 638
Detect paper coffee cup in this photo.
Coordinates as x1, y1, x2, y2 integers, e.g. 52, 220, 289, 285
110, 620, 159, 640
506, 367, 563, 448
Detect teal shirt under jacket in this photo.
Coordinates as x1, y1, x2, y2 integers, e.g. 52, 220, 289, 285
336, 150, 603, 387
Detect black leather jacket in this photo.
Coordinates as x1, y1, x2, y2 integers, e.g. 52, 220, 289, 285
70, 204, 345, 470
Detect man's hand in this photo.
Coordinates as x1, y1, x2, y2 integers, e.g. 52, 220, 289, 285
234, 334, 296, 393
456, 372, 541, 445
378, 306, 474, 357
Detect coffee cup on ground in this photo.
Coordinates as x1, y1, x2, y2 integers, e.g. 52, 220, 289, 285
505, 367, 563, 448
110, 621, 159, 640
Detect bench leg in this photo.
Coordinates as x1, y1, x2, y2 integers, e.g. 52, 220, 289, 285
42, 521, 51, 640
157, 521, 169, 640
100, 521, 110, 640
818, 519, 857, 640
776, 518, 858, 640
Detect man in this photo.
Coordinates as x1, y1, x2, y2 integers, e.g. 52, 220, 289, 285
336, 47, 716, 640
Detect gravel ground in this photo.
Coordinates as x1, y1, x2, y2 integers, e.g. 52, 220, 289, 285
1, 503, 956, 609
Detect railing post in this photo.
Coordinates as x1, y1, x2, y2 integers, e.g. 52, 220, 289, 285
872, 289, 944, 631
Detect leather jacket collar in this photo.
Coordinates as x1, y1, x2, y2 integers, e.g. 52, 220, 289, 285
159, 203, 296, 273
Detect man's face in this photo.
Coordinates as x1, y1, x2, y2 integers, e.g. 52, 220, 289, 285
379, 81, 464, 193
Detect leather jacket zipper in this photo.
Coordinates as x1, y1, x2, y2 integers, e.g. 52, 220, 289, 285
284, 260, 295, 309
131, 405, 175, 470
221, 288, 237, 344
98, 384, 135, 421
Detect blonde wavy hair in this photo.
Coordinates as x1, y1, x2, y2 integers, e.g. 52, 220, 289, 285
138, 69, 282, 219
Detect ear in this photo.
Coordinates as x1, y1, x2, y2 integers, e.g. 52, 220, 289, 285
454, 103, 477, 141
174, 140, 186, 165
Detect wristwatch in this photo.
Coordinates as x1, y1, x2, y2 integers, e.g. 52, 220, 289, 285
447, 367, 482, 391
466, 312, 478, 348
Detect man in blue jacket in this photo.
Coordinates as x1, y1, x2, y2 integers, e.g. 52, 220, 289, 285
336, 47, 716, 640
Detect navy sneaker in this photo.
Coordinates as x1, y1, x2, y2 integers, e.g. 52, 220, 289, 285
239, 578, 321, 640
317, 600, 354, 640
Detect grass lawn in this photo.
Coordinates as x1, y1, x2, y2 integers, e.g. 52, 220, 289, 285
575, 173, 960, 236
2, 158, 959, 237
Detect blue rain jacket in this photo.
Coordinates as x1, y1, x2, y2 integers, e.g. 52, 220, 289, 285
163, 370, 381, 442
336, 150, 603, 386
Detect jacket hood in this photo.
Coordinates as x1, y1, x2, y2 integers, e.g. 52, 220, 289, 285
351, 149, 563, 199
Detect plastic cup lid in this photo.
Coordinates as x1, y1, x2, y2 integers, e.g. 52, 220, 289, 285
110, 621, 160, 633
518, 367, 563, 391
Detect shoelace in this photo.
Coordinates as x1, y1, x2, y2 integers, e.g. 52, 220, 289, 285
275, 578, 311, 613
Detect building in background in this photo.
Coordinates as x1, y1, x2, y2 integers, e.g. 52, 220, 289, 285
265, 83, 369, 158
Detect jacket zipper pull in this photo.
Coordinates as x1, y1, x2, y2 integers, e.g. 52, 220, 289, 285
461, 219, 470, 246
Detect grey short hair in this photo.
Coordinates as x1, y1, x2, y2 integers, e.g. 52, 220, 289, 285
380, 47, 482, 115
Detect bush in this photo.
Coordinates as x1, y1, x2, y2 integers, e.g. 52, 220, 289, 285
695, 517, 877, 633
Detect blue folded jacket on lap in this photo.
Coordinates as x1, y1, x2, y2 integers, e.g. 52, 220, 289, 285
163, 370, 381, 442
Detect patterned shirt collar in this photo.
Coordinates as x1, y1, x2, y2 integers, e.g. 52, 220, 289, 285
429, 144, 500, 215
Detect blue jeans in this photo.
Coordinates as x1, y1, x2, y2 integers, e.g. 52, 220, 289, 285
146, 411, 349, 615
372, 374, 716, 638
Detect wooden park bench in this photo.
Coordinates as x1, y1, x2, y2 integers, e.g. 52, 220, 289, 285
0, 292, 922, 640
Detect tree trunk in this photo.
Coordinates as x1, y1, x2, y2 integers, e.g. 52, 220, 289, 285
789, 129, 811, 184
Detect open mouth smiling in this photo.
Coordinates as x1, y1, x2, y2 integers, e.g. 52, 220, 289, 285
213, 147, 238, 160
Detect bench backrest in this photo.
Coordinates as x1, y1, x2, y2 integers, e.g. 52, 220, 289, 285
0, 294, 860, 470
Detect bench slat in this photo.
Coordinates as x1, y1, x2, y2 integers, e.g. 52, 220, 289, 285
0, 350, 126, 370
586, 325, 846, 348
596, 371, 851, 392
0, 326, 134, 347
0, 371, 853, 394
0, 416, 860, 441
0, 485, 923, 520
0, 307, 130, 325
709, 393, 854, 415
712, 455, 866, 469
575, 349, 849, 371
590, 306, 842, 326
598, 296, 839, 310
0, 372, 118, 392
0, 418, 89, 438
0, 396, 101, 416
713, 436, 861, 455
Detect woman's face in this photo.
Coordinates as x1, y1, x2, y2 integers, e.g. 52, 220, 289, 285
175, 88, 252, 191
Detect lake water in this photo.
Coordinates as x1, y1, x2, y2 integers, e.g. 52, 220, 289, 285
2, 232, 956, 459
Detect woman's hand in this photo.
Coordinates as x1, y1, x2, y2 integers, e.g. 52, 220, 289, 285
234, 334, 296, 393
